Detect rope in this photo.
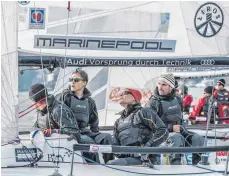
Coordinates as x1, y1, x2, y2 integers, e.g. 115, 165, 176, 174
56, 0, 71, 170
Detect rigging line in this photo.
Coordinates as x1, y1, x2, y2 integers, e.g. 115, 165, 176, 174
1, 97, 17, 129
1, 114, 17, 132
1, 86, 16, 122
179, 2, 195, 57
57, 1, 71, 170
33, 2, 55, 158
18, 87, 49, 105
1, 51, 18, 57
1, 2, 15, 89
46, 1, 156, 28
18, 98, 44, 114
18, 78, 70, 111
213, 105, 218, 164
121, 68, 141, 89
52, 68, 73, 93
1, 75, 19, 126
1, 64, 18, 106
72, 8, 81, 34
139, 65, 148, 84
1, 123, 17, 138
1, 127, 18, 140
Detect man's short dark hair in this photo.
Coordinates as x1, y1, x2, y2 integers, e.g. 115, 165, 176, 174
72, 68, 88, 83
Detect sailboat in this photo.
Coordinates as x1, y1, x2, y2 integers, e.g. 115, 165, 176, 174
2, 1, 229, 175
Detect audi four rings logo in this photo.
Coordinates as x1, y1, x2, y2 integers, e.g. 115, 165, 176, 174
200, 59, 215, 65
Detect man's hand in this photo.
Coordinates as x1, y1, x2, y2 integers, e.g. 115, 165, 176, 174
43, 129, 58, 137
173, 125, 180, 132
140, 154, 149, 162
67, 132, 81, 142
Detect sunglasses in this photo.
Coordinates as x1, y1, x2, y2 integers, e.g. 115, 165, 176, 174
69, 78, 82, 83
120, 91, 132, 96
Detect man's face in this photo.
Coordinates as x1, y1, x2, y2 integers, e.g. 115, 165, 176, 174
70, 73, 86, 92
32, 99, 46, 111
119, 91, 135, 107
216, 83, 224, 90
204, 92, 211, 97
157, 81, 173, 96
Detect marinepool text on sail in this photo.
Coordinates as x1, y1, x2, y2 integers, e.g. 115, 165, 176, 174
34, 35, 176, 52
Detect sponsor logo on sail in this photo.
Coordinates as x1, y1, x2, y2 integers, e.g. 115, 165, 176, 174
34, 35, 176, 52
194, 2, 224, 37
29, 8, 45, 29
200, 59, 215, 65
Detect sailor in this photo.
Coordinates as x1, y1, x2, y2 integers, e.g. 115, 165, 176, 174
146, 74, 204, 165
178, 85, 193, 114
28, 83, 81, 140
56, 68, 114, 163
213, 79, 229, 122
189, 86, 216, 125
107, 88, 168, 165
175, 80, 179, 95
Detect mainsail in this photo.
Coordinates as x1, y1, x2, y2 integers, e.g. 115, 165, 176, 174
17, 1, 229, 127
1, 2, 19, 144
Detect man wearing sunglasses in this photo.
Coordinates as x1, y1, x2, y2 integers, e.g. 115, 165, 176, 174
146, 74, 204, 165
29, 83, 81, 140
107, 88, 168, 165
213, 79, 229, 123
56, 69, 114, 164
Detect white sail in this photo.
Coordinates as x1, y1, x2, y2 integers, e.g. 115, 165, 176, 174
1, 1, 19, 144
17, 1, 229, 127
1, 1, 229, 174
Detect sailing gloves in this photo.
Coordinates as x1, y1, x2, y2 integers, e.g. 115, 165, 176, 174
43, 129, 58, 137
67, 132, 81, 142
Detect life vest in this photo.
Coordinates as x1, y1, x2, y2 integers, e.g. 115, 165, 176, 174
116, 108, 152, 146
197, 97, 215, 124
215, 89, 229, 104
160, 97, 182, 125
70, 96, 90, 133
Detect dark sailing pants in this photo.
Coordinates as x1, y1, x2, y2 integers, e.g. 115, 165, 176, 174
184, 133, 204, 165
80, 133, 114, 164
107, 157, 142, 165
167, 132, 185, 165
79, 135, 98, 164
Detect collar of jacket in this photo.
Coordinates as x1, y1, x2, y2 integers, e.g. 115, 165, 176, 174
116, 102, 142, 118
69, 88, 92, 99
153, 87, 176, 100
